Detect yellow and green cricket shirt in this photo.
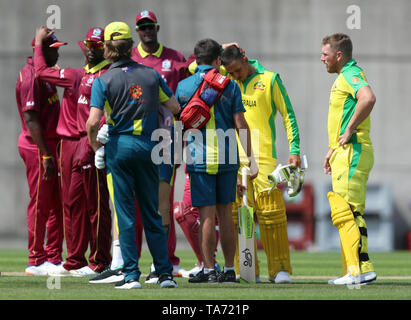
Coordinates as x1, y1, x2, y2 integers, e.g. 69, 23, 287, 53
229, 60, 300, 166
328, 59, 371, 149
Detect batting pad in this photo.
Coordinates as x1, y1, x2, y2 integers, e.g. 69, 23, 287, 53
256, 189, 292, 278
328, 192, 360, 277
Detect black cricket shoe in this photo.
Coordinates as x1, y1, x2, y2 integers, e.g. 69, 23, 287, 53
114, 278, 142, 289
188, 269, 218, 283
159, 274, 178, 288
145, 270, 159, 284
89, 267, 124, 284
217, 270, 237, 283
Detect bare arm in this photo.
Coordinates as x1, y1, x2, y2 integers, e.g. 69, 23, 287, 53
23, 110, 55, 180
87, 107, 104, 152
163, 96, 181, 115
323, 148, 334, 175
338, 86, 376, 147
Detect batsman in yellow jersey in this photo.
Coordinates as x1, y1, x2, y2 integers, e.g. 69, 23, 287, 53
221, 45, 301, 283
321, 33, 377, 285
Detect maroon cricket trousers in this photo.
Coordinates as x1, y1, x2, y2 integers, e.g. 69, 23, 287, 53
18, 137, 63, 266
64, 135, 112, 272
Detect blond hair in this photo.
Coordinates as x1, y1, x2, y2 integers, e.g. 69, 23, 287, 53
104, 33, 134, 62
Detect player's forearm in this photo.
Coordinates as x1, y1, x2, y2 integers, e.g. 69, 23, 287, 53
163, 96, 181, 115
87, 107, 104, 152
86, 122, 101, 152
24, 112, 52, 156
346, 93, 375, 133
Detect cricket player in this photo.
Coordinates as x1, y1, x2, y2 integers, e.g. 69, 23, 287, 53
221, 45, 301, 284
321, 33, 377, 285
33, 27, 100, 277
16, 33, 66, 276
68, 27, 113, 277
87, 21, 180, 289
131, 10, 190, 281
176, 39, 257, 283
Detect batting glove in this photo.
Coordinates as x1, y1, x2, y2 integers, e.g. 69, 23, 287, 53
97, 124, 109, 144
95, 146, 105, 169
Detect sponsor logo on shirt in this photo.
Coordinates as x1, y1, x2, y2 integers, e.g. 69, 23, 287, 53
48, 92, 59, 105
78, 95, 88, 105
129, 84, 143, 99
26, 101, 35, 107
128, 84, 147, 105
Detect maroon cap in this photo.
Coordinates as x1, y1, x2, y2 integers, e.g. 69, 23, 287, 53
31, 33, 67, 48
84, 27, 104, 42
136, 10, 158, 24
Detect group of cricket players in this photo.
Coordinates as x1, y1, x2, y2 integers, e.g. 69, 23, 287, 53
16, 9, 377, 289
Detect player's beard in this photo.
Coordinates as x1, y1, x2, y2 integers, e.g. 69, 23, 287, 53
87, 51, 104, 66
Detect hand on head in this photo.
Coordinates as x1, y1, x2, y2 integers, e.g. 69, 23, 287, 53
35, 26, 54, 46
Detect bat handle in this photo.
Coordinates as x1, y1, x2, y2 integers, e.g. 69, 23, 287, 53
241, 166, 248, 206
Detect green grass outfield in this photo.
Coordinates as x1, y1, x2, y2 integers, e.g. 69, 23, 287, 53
1, 249, 411, 300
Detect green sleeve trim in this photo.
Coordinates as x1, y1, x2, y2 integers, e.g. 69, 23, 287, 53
269, 74, 278, 159
273, 75, 300, 155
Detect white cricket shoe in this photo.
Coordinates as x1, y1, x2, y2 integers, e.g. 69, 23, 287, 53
25, 262, 49, 276
360, 271, 377, 284
70, 266, 98, 277
182, 264, 203, 278
41, 261, 62, 275
172, 265, 186, 277
145, 263, 159, 283
269, 271, 292, 284
49, 264, 72, 277
328, 273, 360, 285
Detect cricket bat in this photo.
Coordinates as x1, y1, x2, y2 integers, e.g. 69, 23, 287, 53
238, 167, 256, 284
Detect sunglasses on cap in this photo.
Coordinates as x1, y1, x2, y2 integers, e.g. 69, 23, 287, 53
136, 23, 158, 31
83, 40, 104, 50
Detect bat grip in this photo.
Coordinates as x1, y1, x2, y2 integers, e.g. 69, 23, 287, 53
241, 166, 248, 206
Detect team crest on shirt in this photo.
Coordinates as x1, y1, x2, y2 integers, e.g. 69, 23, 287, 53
161, 59, 172, 72
253, 81, 265, 91
352, 76, 360, 84
87, 76, 95, 85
